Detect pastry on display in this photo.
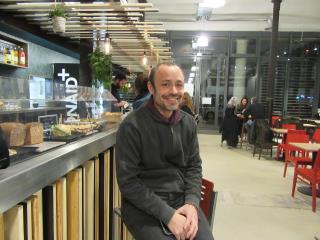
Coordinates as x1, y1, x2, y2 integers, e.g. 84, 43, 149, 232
101, 112, 122, 122
25, 122, 44, 145
51, 124, 72, 137
67, 124, 93, 134
0, 122, 26, 147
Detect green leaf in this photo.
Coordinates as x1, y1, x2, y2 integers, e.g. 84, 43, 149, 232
89, 48, 112, 89
49, 4, 68, 18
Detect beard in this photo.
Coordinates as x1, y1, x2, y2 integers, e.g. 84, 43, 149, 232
157, 93, 182, 111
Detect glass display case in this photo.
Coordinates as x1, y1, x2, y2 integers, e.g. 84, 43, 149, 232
0, 75, 120, 169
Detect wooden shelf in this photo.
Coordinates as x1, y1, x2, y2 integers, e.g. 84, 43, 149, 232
0, 31, 29, 68
0, 62, 27, 69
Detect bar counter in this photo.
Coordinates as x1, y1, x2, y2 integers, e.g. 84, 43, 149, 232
0, 124, 118, 214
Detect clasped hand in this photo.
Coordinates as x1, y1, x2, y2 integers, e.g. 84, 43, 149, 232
167, 204, 198, 240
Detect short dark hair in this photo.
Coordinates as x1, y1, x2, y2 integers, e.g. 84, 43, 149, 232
134, 73, 149, 94
149, 63, 181, 87
114, 72, 126, 81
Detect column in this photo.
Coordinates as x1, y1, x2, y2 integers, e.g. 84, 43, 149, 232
233, 39, 247, 99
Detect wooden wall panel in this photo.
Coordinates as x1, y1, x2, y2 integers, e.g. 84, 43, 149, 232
0, 213, 4, 240
21, 200, 32, 240
113, 150, 122, 239
30, 195, 40, 240
33, 190, 43, 240
83, 160, 95, 240
67, 168, 83, 240
3, 205, 24, 240
55, 177, 67, 240
94, 157, 100, 240
104, 151, 111, 240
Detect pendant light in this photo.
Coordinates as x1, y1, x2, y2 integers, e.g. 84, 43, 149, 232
104, 33, 112, 55
142, 51, 148, 66
104, 19, 112, 55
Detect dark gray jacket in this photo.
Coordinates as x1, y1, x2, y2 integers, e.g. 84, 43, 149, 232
116, 100, 202, 224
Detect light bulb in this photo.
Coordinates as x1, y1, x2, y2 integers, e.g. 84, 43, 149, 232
104, 35, 112, 55
142, 52, 148, 65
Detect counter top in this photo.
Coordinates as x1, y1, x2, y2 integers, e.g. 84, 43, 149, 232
0, 106, 66, 115
0, 124, 118, 213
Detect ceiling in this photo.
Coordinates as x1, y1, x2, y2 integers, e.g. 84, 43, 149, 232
143, 0, 320, 32
0, 0, 173, 72
1, 0, 319, 73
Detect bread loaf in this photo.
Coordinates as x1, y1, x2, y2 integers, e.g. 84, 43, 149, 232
25, 122, 44, 145
0, 122, 26, 147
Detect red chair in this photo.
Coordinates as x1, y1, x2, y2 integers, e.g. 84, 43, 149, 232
271, 116, 281, 127
283, 134, 313, 177
113, 178, 218, 238
200, 178, 217, 228
312, 128, 320, 143
279, 124, 297, 144
282, 123, 296, 130
276, 130, 306, 160
292, 149, 320, 212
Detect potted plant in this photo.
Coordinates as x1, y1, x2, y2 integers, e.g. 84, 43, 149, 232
49, 4, 68, 33
89, 48, 112, 89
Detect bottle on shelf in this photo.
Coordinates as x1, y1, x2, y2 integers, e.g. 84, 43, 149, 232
18, 47, 26, 67
10, 46, 15, 64
13, 47, 18, 65
0, 45, 4, 63
5, 46, 12, 64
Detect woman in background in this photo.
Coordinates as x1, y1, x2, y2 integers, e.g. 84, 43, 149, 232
132, 73, 150, 110
236, 97, 249, 135
221, 96, 239, 148
179, 92, 195, 117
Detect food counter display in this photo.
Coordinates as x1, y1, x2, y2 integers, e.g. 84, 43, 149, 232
0, 84, 129, 240
0, 85, 121, 168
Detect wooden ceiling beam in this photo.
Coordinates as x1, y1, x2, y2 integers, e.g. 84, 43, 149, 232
1, 2, 154, 10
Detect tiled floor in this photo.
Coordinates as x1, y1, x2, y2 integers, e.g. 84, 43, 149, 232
199, 133, 320, 240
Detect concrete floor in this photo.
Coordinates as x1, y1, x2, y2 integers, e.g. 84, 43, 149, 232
199, 133, 320, 240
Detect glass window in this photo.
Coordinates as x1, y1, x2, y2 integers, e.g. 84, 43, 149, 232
232, 39, 256, 55
228, 57, 257, 100
206, 38, 228, 55
260, 39, 289, 57
290, 38, 320, 57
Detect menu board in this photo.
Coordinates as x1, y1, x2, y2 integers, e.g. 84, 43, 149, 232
38, 114, 58, 131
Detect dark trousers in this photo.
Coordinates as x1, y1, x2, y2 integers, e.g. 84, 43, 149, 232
121, 197, 214, 240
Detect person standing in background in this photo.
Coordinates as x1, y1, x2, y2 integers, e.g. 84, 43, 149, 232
179, 92, 195, 117
243, 97, 266, 143
221, 96, 239, 148
111, 73, 127, 108
132, 73, 150, 110
236, 97, 249, 135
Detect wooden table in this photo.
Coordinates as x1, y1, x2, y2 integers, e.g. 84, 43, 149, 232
271, 128, 288, 145
312, 120, 320, 124
271, 128, 288, 134
288, 142, 320, 152
288, 142, 320, 197
302, 123, 317, 128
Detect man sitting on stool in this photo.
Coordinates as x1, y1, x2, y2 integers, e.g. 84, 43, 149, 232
116, 63, 214, 240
